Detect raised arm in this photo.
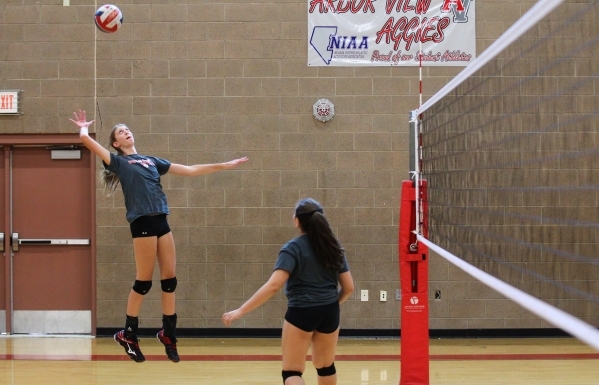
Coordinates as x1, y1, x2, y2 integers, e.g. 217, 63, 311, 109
168, 157, 249, 177
70, 110, 111, 165
222, 269, 289, 327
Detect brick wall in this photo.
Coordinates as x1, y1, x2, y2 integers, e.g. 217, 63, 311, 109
0, 0, 541, 331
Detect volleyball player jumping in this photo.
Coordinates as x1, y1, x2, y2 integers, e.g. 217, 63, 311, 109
71, 110, 248, 362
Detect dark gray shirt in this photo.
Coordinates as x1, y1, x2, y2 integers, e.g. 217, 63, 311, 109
274, 234, 350, 308
104, 153, 171, 223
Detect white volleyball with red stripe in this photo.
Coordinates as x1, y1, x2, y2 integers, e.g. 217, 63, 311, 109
94, 4, 123, 33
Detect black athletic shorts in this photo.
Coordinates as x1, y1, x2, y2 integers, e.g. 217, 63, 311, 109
284, 301, 340, 334
130, 214, 171, 238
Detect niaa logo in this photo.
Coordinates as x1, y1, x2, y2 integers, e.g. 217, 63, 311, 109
310, 26, 369, 65
329, 35, 369, 50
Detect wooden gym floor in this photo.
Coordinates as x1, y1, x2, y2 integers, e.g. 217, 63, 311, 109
0, 336, 597, 384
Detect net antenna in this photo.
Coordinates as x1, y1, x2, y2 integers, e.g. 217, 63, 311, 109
412, 0, 599, 355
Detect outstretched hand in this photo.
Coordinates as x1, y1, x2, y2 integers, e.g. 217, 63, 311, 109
222, 157, 249, 169
70, 110, 95, 130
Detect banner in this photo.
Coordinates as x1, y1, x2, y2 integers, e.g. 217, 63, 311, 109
308, 0, 476, 67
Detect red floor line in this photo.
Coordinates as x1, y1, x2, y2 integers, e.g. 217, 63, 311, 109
429, 353, 599, 361
1, 353, 598, 361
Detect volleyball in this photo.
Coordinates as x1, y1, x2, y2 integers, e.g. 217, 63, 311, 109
94, 4, 123, 33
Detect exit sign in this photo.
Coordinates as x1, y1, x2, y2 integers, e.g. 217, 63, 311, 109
0, 90, 22, 115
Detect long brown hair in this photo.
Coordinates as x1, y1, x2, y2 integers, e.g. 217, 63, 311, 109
100, 124, 126, 195
295, 198, 345, 270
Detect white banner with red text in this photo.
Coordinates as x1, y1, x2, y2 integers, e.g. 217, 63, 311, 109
307, 0, 476, 66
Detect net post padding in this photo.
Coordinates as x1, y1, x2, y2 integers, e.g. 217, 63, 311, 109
399, 180, 429, 385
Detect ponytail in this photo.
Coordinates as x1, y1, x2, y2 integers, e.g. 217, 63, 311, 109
101, 168, 120, 196
295, 198, 344, 270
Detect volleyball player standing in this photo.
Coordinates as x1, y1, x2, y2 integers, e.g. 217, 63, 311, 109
223, 198, 354, 384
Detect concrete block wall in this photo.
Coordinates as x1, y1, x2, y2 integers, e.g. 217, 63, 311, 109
0, 0, 549, 331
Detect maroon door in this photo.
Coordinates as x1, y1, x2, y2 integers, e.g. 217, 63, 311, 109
1, 138, 95, 334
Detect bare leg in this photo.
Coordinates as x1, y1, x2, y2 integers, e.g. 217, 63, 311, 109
157, 231, 177, 315
127, 236, 158, 316
312, 328, 340, 385
282, 320, 312, 385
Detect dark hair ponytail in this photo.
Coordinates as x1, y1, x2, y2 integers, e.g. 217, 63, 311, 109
295, 198, 344, 270
101, 124, 126, 196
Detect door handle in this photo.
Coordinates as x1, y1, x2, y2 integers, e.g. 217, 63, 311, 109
0, 232, 3, 252
11, 232, 17, 252
11, 232, 89, 252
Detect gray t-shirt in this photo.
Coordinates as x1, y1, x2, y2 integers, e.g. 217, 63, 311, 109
104, 153, 171, 223
274, 234, 350, 308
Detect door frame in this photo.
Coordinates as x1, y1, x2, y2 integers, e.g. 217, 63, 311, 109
0, 134, 96, 335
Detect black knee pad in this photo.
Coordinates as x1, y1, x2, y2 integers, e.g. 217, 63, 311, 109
282, 370, 303, 383
161, 277, 177, 293
316, 363, 336, 377
132, 280, 152, 295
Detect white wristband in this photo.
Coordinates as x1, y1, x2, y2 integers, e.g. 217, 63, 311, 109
80, 126, 89, 136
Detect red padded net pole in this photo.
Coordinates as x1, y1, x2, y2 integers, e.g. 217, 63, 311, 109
399, 179, 429, 385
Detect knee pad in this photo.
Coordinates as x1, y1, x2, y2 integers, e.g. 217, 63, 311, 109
282, 370, 303, 383
161, 277, 177, 293
316, 363, 336, 377
132, 280, 152, 295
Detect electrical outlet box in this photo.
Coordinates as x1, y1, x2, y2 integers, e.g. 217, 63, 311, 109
361, 290, 368, 301
380, 370, 388, 381
380, 290, 387, 301
396, 289, 401, 300
361, 369, 369, 382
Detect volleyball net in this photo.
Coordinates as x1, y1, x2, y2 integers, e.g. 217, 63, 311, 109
411, 0, 599, 350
